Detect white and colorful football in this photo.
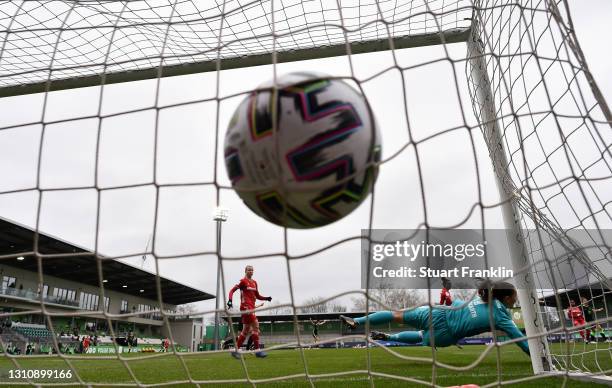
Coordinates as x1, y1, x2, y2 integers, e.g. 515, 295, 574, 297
224, 72, 381, 228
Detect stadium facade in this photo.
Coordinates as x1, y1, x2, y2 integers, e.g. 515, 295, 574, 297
0, 216, 214, 352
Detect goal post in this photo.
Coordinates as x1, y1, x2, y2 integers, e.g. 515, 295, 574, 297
466, 21, 551, 374
0, 28, 471, 98
0, 0, 473, 98
465, 0, 611, 383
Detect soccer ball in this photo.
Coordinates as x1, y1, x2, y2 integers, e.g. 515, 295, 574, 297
224, 72, 381, 229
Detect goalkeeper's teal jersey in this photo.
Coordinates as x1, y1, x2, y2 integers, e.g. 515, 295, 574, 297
404, 297, 529, 354
444, 298, 529, 354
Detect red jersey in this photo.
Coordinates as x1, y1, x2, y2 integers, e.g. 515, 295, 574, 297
568, 306, 584, 321
440, 288, 452, 306
229, 277, 266, 310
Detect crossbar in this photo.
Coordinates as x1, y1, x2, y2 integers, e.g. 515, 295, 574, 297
0, 27, 470, 98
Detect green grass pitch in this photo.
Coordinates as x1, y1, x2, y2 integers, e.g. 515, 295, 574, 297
0, 344, 609, 387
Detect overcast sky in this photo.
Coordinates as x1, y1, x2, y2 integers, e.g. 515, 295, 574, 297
0, 0, 610, 317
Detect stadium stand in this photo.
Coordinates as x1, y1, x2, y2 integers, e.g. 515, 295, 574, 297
0, 216, 213, 353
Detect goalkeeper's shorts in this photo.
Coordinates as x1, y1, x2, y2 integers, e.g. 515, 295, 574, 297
402, 307, 456, 347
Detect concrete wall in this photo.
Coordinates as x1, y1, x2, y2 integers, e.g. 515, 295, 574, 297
163, 319, 203, 351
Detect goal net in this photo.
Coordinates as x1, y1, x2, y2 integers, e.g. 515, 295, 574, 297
0, 0, 610, 386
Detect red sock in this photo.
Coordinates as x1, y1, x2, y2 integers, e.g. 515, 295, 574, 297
251, 333, 260, 350
236, 334, 246, 348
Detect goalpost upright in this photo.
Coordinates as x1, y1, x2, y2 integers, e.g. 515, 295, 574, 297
466, 17, 550, 374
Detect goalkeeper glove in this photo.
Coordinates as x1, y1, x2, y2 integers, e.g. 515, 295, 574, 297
226, 300, 233, 309
265, 297, 272, 302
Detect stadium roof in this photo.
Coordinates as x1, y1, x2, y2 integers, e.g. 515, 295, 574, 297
0, 217, 214, 305
539, 279, 611, 308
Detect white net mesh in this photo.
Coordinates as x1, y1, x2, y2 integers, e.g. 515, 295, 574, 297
0, 0, 610, 386
0, 0, 471, 93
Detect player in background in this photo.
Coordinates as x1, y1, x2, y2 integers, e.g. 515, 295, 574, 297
310, 318, 327, 345
127, 331, 136, 353
342, 281, 530, 356
580, 296, 603, 343
567, 299, 588, 342
227, 265, 272, 358
591, 324, 609, 343
437, 278, 465, 349
82, 336, 91, 354
440, 277, 452, 306
162, 338, 169, 352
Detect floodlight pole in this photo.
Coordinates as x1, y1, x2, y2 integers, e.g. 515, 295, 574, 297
212, 207, 229, 351
467, 25, 551, 374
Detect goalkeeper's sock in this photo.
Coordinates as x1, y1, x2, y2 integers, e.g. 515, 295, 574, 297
251, 333, 260, 350
236, 334, 246, 349
354, 311, 393, 325
389, 331, 423, 344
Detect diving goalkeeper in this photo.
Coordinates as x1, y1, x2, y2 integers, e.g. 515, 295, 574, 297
341, 281, 529, 355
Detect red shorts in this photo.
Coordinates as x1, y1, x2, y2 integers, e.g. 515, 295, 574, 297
241, 312, 257, 324
573, 318, 585, 327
